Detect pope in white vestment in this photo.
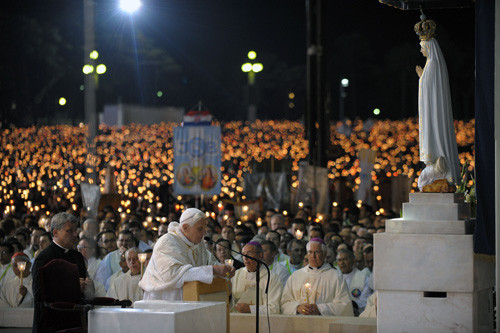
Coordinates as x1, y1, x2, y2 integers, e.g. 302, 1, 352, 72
281, 239, 353, 316
139, 208, 235, 301
231, 242, 283, 314
415, 18, 460, 190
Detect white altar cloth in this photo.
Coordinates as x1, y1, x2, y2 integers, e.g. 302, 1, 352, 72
88, 300, 226, 333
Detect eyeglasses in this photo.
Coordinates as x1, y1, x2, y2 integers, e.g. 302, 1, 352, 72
77, 245, 88, 250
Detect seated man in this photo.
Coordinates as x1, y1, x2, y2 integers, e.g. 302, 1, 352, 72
0, 252, 33, 307
284, 238, 307, 275
107, 248, 143, 302
95, 230, 135, 290
231, 241, 282, 314
336, 249, 371, 316
260, 240, 290, 287
281, 238, 353, 316
139, 208, 235, 300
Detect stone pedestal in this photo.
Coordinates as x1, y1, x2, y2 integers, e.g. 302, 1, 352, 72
374, 193, 494, 333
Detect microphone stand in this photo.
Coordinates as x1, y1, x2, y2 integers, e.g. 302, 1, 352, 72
205, 237, 270, 333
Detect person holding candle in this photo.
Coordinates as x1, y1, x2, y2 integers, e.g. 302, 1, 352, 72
280, 238, 353, 316
0, 252, 33, 307
231, 241, 283, 314
139, 208, 235, 300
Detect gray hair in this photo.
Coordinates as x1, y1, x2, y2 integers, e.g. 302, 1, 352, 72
125, 247, 140, 259
50, 213, 78, 235
336, 249, 355, 260
306, 240, 327, 254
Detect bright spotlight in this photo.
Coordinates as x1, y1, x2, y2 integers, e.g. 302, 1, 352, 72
341, 78, 349, 87
82, 65, 94, 74
252, 63, 263, 72
59, 97, 67, 106
248, 51, 257, 60
241, 63, 252, 73
96, 64, 107, 74
120, 0, 142, 13
373, 108, 381, 115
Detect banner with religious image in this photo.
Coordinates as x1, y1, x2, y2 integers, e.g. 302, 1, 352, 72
173, 125, 221, 195
355, 149, 377, 203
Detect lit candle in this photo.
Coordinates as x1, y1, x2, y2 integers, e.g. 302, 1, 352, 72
295, 229, 303, 240
304, 282, 311, 303
138, 253, 148, 277
18, 262, 26, 286
224, 259, 234, 267
256, 219, 262, 227
157, 202, 162, 210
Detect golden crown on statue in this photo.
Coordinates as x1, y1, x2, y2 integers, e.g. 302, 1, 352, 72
414, 15, 436, 41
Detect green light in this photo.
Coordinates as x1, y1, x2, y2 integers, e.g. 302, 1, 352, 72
248, 51, 257, 60
252, 63, 263, 73
59, 97, 67, 106
96, 64, 107, 74
373, 108, 381, 115
90, 50, 99, 60
83, 65, 94, 74
241, 63, 252, 73
80, 85, 85, 91
157, 91, 163, 97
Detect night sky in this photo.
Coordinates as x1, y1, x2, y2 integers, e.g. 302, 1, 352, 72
0, 1, 475, 126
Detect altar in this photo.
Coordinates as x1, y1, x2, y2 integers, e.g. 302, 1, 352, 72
88, 300, 226, 333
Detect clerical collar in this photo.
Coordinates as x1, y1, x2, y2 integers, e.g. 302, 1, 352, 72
177, 229, 195, 247
53, 240, 70, 253
308, 264, 324, 270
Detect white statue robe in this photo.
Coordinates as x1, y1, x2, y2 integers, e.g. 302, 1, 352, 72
138, 225, 216, 301
281, 265, 353, 316
0, 275, 33, 308
418, 38, 460, 187
231, 267, 282, 314
107, 271, 143, 302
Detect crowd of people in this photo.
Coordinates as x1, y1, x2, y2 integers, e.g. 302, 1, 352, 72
0, 118, 475, 327
0, 119, 475, 220
0, 198, 382, 320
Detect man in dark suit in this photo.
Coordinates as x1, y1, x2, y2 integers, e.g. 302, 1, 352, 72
31, 212, 94, 332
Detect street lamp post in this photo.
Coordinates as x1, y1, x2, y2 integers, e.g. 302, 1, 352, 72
241, 51, 263, 122
339, 78, 349, 121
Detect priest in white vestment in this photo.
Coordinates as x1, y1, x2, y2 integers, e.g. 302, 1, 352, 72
139, 208, 235, 300
0, 253, 33, 307
336, 249, 370, 315
281, 238, 353, 316
107, 248, 143, 302
231, 242, 282, 314
415, 17, 460, 190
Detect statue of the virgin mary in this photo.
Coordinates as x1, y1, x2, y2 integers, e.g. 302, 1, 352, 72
414, 15, 460, 191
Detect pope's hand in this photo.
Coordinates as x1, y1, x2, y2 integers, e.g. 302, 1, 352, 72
234, 302, 251, 313
213, 264, 235, 278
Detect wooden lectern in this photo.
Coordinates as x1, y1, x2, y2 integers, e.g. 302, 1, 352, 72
183, 277, 231, 333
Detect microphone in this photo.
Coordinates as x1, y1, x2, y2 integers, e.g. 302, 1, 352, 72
204, 236, 270, 293
205, 236, 270, 333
